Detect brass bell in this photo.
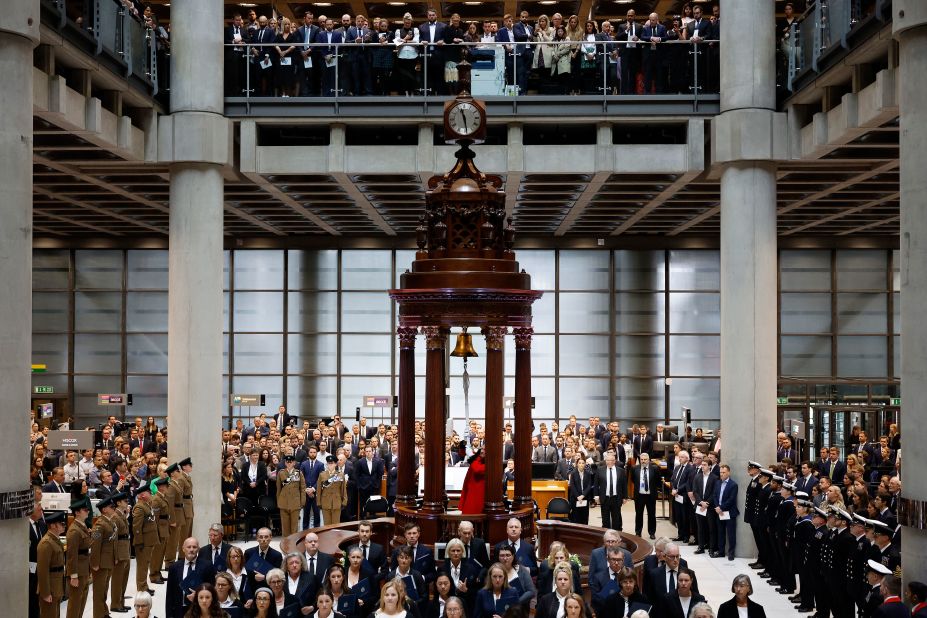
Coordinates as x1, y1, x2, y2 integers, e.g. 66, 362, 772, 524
450, 327, 478, 359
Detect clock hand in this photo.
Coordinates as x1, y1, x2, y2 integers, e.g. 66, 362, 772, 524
461, 113, 469, 133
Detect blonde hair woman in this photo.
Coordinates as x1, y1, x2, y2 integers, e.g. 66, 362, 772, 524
532, 14, 555, 91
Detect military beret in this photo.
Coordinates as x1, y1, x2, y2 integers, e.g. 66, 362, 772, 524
866, 559, 892, 575
112, 492, 129, 503
284, 454, 296, 462
45, 511, 67, 525
69, 497, 91, 513
179, 457, 192, 467
154, 477, 169, 486
166, 463, 179, 474
97, 496, 115, 510
326, 455, 337, 463
135, 484, 151, 496
747, 461, 762, 469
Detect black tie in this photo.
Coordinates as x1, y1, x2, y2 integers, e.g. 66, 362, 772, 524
362, 545, 368, 560
214, 547, 219, 566
643, 469, 649, 492
309, 556, 315, 577
669, 569, 676, 592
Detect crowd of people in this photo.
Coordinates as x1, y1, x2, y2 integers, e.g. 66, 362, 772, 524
223, 4, 722, 98
29, 407, 923, 618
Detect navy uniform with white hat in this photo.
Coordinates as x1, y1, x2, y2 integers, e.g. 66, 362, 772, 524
827, 508, 856, 618
848, 513, 872, 613
792, 497, 816, 612
759, 474, 784, 584
64, 497, 92, 618
867, 519, 901, 575
37, 510, 67, 618
90, 495, 118, 618
774, 481, 797, 594
750, 467, 773, 573
809, 506, 831, 617
860, 559, 891, 618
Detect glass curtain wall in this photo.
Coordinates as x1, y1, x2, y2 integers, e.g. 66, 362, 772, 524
32, 248, 898, 428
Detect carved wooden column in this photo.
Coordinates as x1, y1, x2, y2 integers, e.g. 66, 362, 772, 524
422, 326, 448, 514
512, 327, 534, 509
482, 326, 507, 512
396, 326, 418, 508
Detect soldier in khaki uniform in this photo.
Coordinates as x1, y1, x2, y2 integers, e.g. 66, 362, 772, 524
65, 498, 92, 618
179, 457, 195, 540
132, 484, 157, 594
37, 510, 67, 618
149, 476, 172, 583
166, 463, 187, 566
90, 496, 118, 618
317, 455, 348, 526
276, 454, 306, 536
109, 492, 132, 613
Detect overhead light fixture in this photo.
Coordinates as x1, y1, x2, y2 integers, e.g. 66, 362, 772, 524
388, 1, 407, 5
539, 1, 557, 5
238, 2, 257, 6
463, 1, 483, 5
314, 2, 331, 6
615, 0, 634, 3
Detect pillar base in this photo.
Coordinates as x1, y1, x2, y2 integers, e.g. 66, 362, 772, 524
484, 500, 506, 513
420, 499, 446, 515
512, 496, 533, 510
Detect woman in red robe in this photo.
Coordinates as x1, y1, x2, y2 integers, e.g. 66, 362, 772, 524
458, 449, 486, 514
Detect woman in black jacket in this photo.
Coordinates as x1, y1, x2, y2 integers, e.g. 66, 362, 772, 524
716, 574, 766, 618
602, 567, 651, 618
659, 568, 707, 618
567, 459, 594, 524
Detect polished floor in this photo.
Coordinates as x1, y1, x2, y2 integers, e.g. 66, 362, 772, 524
65, 501, 803, 617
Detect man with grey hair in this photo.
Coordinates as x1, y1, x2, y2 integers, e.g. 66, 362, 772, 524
588, 528, 633, 583
196, 524, 230, 572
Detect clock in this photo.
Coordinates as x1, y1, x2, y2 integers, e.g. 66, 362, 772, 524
444, 97, 487, 143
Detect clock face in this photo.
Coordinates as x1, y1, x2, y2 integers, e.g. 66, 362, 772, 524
448, 102, 482, 137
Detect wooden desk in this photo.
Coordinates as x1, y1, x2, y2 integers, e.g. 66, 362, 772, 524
507, 480, 568, 512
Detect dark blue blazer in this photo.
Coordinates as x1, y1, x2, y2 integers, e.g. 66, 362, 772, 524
313, 29, 343, 57
536, 560, 582, 595
472, 588, 520, 618
642, 23, 668, 43
359, 542, 387, 578
439, 558, 482, 606
712, 477, 740, 518
300, 458, 325, 490
512, 21, 534, 56
794, 474, 818, 495
243, 546, 283, 596
391, 544, 437, 583
197, 541, 232, 572
355, 457, 385, 492
493, 540, 538, 576
165, 560, 216, 618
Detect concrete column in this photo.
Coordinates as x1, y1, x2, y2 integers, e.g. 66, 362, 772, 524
396, 327, 418, 507
482, 327, 506, 512
163, 0, 227, 543
894, 0, 927, 587
512, 327, 534, 510
0, 1, 39, 615
715, 0, 781, 558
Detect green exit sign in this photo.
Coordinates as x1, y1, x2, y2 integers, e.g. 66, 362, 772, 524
890, 397, 901, 406
776, 397, 789, 405
33, 386, 55, 394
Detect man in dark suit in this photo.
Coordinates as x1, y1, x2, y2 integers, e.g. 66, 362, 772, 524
274, 405, 295, 432
299, 446, 325, 528
224, 14, 247, 97
493, 518, 538, 576
644, 542, 683, 605
355, 445, 385, 520
240, 449, 268, 504
297, 11, 320, 96
315, 18, 343, 96
357, 520, 388, 577
554, 448, 575, 480
691, 459, 719, 555
243, 528, 283, 594
166, 537, 216, 618
511, 10, 534, 94
358, 418, 377, 441
777, 436, 796, 463
345, 15, 373, 96
713, 465, 740, 560
28, 491, 46, 618
451, 520, 491, 567
391, 523, 437, 583
822, 447, 846, 481
794, 461, 819, 495
596, 450, 627, 531
532, 434, 559, 463
197, 524, 232, 572
417, 7, 446, 95
589, 548, 629, 616
641, 12, 667, 93
654, 424, 677, 444
686, 5, 714, 94
250, 16, 276, 96
42, 467, 67, 495
302, 531, 335, 593
588, 529, 633, 585
632, 426, 654, 459
618, 9, 643, 94
633, 453, 659, 539
670, 451, 694, 542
